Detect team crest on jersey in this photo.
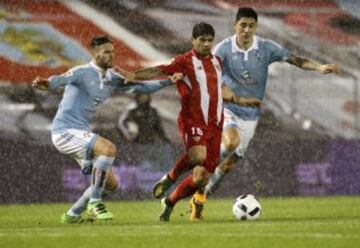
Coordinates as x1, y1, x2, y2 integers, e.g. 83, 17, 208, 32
93, 97, 101, 106
241, 70, 256, 86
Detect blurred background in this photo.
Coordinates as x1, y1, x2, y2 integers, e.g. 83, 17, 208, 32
0, 0, 359, 203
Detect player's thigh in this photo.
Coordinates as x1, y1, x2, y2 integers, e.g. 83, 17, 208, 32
222, 127, 241, 152
222, 108, 241, 150
182, 124, 208, 164
188, 145, 207, 165
237, 118, 258, 151
92, 136, 116, 157
203, 127, 222, 173
192, 165, 212, 185
51, 129, 97, 168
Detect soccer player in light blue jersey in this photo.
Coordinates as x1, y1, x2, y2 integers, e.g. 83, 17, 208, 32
191, 7, 340, 217
32, 36, 174, 223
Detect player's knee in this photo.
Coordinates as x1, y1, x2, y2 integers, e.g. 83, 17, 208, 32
222, 128, 240, 153
188, 146, 207, 165
94, 138, 117, 157
102, 143, 116, 157
192, 166, 211, 187
219, 148, 242, 173
224, 139, 240, 153
189, 153, 206, 165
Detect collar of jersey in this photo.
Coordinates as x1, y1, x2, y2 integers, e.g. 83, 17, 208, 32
191, 48, 213, 60
231, 35, 259, 54
89, 60, 107, 74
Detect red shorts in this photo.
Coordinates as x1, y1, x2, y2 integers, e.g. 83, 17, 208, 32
179, 123, 222, 173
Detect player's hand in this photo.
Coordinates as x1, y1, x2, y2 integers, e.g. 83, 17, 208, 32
169, 73, 183, 83
237, 97, 262, 107
318, 64, 340, 74
32, 76, 49, 90
114, 66, 135, 83
222, 85, 234, 101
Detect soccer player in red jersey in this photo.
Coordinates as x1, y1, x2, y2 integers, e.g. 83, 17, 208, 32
119, 22, 260, 221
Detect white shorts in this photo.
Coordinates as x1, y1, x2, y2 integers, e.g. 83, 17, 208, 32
51, 129, 98, 169
223, 108, 259, 157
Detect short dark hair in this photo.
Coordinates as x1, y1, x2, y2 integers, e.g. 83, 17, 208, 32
91, 35, 112, 48
235, 7, 258, 22
192, 22, 215, 39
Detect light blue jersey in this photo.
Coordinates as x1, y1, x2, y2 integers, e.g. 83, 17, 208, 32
50, 61, 172, 133
214, 35, 290, 120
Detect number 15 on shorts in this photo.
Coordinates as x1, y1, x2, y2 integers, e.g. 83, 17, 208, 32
191, 127, 203, 136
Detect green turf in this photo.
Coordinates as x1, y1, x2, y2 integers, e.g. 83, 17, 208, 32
0, 196, 359, 248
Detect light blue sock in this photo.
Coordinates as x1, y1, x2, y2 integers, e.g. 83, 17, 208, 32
67, 187, 91, 216
205, 166, 226, 196
206, 147, 243, 196
89, 156, 115, 203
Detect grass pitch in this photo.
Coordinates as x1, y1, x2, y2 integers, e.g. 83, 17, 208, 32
0, 196, 359, 248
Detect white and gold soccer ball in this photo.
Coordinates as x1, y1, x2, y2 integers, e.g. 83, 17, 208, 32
232, 194, 261, 220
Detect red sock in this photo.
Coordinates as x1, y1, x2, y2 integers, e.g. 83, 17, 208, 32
168, 154, 193, 182
168, 175, 197, 205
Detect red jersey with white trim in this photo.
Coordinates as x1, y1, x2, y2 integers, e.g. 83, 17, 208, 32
159, 49, 223, 129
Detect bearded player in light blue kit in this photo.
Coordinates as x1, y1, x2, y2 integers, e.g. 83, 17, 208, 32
187, 7, 340, 218
32, 36, 173, 223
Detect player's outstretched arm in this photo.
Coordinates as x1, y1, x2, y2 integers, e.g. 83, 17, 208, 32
32, 76, 50, 90
115, 66, 165, 81
236, 97, 262, 107
125, 79, 173, 94
222, 85, 262, 107
117, 72, 181, 94
286, 54, 340, 74
129, 73, 182, 93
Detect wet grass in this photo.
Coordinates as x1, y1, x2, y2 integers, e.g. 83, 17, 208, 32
0, 196, 359, 248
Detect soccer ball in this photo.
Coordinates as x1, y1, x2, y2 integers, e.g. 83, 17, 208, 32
232, 194, 261, 220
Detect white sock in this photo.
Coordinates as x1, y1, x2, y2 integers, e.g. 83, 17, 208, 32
205, 167, 226, 196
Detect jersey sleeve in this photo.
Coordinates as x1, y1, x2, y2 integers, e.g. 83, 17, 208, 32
109, 69, 173, 93
266, 40, 291, 64
213, 40, 227, 62
48, 67, 80, 89
109, 70, 127, 90
158, 55, 186, 75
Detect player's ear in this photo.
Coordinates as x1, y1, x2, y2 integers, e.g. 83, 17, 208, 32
90, 49, 96, 58
233, 20, 238, 31
253, 22, 258, 31
91, 47, 99, 59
